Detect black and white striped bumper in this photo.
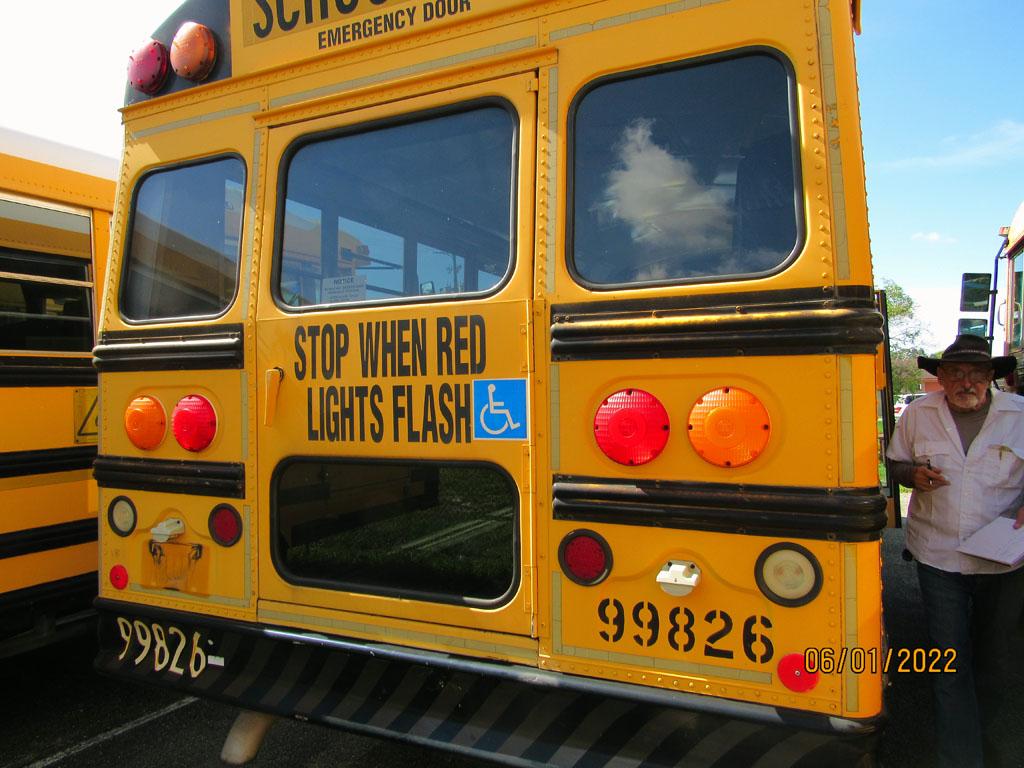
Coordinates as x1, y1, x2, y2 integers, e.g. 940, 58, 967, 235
94, 600, 880, 767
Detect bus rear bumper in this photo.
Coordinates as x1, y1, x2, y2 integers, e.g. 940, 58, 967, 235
0, 574, 96, 659
95, 599, 882, 767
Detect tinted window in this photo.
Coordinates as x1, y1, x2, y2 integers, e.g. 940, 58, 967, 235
278, 105, 514, 307
274, 460, 517, 604
0, 249, 92, 352
572, 52, 800, 285
121, 157, 245, 321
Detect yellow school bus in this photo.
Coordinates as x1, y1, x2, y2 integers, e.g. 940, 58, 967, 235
95, 0, 886, 763
0, 128, 115, 656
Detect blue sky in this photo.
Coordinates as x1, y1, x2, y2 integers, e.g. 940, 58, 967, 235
1, 1, 1020, 351
856, 1, 1024, 351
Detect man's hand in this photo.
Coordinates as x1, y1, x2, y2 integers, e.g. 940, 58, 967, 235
912, 464, 950, 492
1014, 506, 1024, 530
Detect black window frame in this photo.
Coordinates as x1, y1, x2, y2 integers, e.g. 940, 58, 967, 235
270, 456, 522, 609
118, 153, 247, 325
271, 97, 520, 313
0, 246, 95, 353
566, 46, 805, 291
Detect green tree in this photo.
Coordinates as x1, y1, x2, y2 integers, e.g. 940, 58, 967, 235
880, 279, 925, 396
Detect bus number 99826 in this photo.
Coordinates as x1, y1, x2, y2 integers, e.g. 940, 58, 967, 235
597, 598, 774, 664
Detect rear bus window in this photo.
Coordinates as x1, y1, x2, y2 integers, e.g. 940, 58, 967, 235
571, 51, 801, 286
277, 104, 515, 308
273, 460, 517, 605
121, 156, 245, 321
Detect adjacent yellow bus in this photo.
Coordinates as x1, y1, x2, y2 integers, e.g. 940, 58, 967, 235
0, 128, 115, 657
95, 0, 887, 763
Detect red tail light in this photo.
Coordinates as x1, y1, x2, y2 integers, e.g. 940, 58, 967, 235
208, 504, 242, 547
172, 395, 217, 452
558, 530, 612, 585
593, 389, 670, 465
128, 39, 169, 95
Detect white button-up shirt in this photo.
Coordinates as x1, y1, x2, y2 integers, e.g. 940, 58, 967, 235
887, 389, 1024, 574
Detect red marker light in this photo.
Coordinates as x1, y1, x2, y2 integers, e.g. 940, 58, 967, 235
593, 389, 670, 465
778, 653, 820, 692
110, 565, 129, 590
208, 504, 242, 547
558, 530, 612, 586
128, 39, 169, 95
172, 395, 217, 452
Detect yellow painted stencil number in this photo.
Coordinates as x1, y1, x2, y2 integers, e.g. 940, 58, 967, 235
115, 617, 208, 678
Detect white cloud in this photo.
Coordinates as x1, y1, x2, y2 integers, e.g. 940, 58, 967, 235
880, 119, 1024, 170
911, 231, 957, 244
595, 119, 732, 251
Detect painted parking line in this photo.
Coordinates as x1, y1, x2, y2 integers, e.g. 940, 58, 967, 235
22, 697, 198, 768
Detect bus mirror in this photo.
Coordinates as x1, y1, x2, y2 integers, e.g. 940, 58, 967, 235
957, 317, 988, 337
959, 272, 991, 312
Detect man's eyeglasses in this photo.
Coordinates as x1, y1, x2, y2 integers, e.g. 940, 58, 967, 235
938, 366, 993, 383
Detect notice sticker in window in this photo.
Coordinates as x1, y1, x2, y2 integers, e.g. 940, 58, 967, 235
321, 275, 367, 304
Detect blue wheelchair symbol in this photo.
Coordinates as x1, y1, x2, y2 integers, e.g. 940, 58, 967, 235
473, 379, 528, 440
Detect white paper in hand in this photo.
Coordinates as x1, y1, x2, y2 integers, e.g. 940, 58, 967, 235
957, 515, 1024, 567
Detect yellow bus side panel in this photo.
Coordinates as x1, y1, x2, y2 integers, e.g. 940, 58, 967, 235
0, 151, 115, 212
0, 387, 92, 452
0, 475, 91, 535
0, 543, 95, 593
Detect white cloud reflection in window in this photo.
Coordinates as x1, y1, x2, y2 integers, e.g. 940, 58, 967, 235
594, 119, 733, 256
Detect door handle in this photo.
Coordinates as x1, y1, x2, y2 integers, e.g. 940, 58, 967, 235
263, 367, 284, 427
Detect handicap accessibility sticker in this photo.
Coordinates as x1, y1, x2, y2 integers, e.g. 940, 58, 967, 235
473, 378, 528, 440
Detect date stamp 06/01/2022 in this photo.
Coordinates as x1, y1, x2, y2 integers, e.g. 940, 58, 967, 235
803, 647, 958, 675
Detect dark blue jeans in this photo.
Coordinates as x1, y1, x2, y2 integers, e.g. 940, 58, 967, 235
916, 563, 1024, 768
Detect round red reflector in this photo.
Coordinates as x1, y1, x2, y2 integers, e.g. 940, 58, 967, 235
209, 504, 242, 547
171, 22, 217, 82
128, 39, 169, 95
593, 389, 670, 465
777, 653, 820, 693
109, 565, 129, 590
172, 395, 217, 452
558, 530, 612, 585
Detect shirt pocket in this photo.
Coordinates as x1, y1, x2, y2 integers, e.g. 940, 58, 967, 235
981, 441, 1024, 488
914, 440, 952, 469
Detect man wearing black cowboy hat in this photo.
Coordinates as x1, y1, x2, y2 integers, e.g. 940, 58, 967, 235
887, 334, 1024, 768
